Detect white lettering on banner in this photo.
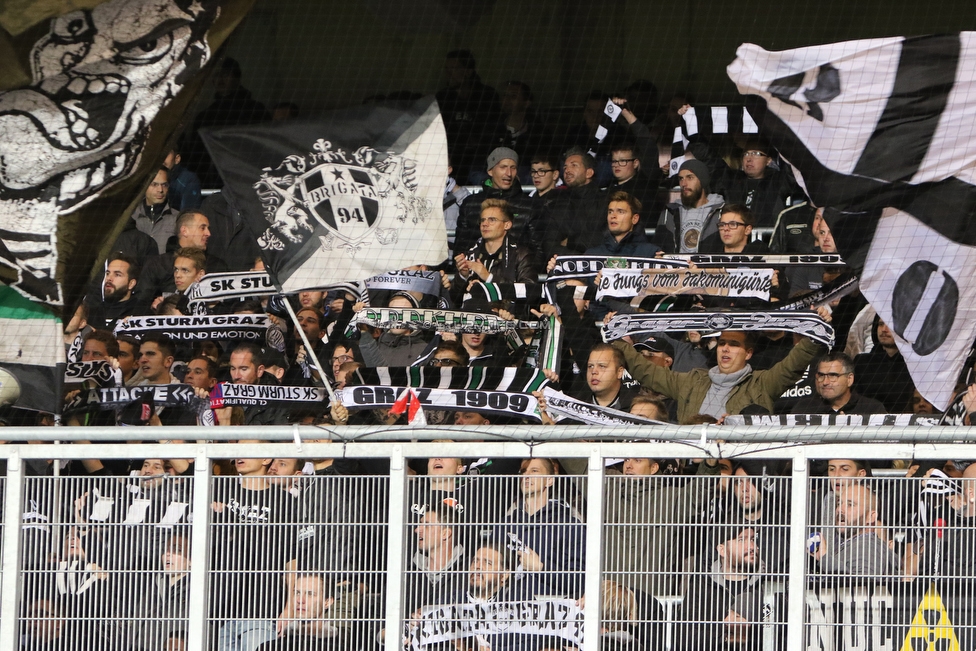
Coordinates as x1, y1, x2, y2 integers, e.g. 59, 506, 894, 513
336, 386, 541, 421
596, 268, 773, 301
411, 600, 584, 650
805, 586, 894, 651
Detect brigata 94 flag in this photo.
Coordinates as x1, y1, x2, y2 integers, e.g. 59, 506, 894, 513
727, 33, 976, 410
201, 97, 449, 293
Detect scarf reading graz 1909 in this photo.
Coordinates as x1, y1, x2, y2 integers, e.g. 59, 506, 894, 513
602, 311, 835, 347
337, 385, 541, 422
209, 382, 328, 409
542, 388, 664, 427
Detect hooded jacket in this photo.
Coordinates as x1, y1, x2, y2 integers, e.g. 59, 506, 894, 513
653, 193, 725, 254
612, 337, 823, 423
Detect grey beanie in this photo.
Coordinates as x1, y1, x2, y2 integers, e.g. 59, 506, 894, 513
487, 147, 519, 171
679, 159, 711, 192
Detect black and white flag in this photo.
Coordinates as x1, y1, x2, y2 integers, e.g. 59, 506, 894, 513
669, 106, 759, 177
0, 0, 219, 304
201, 97, 448, 294
728, 33, 976, 409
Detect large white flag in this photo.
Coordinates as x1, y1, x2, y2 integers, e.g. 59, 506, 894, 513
728, 34, 976, 409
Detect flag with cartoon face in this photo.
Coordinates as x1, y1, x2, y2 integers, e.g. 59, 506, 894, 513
728, 33, 976, 410
0, 0, 223, 305
200, 96, 449, 293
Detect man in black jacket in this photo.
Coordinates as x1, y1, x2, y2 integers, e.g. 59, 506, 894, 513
452, 199, 537, 301
84, 253, 148, 330
792, 352, 886, 415
454, 147, 543, 262
543, 147, 606, 257
136, 210, 227, 305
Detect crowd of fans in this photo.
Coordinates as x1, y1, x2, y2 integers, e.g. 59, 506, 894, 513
5, 51, 976, 651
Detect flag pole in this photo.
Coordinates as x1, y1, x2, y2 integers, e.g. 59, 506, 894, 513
282, 298, 337, 403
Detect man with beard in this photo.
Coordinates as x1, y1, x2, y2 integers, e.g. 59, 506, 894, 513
653, 159, 725, 253
678, 520, 767, 651
83, 253, 147, 331
543, 147, 608, 257
812, 483, 899, 576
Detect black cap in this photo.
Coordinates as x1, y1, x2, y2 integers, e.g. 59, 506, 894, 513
634, 336, 674, 359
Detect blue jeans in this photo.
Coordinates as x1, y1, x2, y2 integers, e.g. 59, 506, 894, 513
216, 619, 276, 651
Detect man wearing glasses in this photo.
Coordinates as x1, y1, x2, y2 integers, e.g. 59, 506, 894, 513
607, 144, 661, 222
454, 147, 542, 263
131, 167, 179, 254
452, 198, 537, 299
714, 140, 803, 229
791, 352, 886, 415
707, 205, 768, 254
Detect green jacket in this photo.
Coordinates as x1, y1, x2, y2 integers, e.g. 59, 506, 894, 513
612, 337, 823, 423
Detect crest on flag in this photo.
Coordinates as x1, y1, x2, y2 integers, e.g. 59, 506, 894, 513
254, 139, 431, 255
202, 97, 449, 294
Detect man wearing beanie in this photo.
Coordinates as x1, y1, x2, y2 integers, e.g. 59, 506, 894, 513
653, 159, 725, 253
454, 146, 543, 264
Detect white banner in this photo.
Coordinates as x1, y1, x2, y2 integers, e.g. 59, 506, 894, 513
596, 268, 772, 301
410, 599, 584, 650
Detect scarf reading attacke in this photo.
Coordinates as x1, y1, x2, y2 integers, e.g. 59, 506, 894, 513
700, 364, 753, 419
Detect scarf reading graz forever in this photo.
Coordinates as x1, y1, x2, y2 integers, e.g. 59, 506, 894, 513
355, 366, 550, 394
602, 311, 835, 347
64, 361, 121, 387
113, 315, 270, 341
542, 388, 664, 427
209, 382, 328, 409
63, 385, 207, 415
349, 308, 544, 334
337, 386, 542, 422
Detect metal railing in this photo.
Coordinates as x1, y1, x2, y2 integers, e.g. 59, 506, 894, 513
1, 425, 974, 650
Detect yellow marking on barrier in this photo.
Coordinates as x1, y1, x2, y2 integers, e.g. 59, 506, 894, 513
900, 583, 960, 651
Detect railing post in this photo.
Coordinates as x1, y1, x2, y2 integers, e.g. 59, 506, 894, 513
583, 447, 604, 651
384, 446, 407, 645
786, 451, 809, 651
0, 452, 24, 649
186, 448, 212, 651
